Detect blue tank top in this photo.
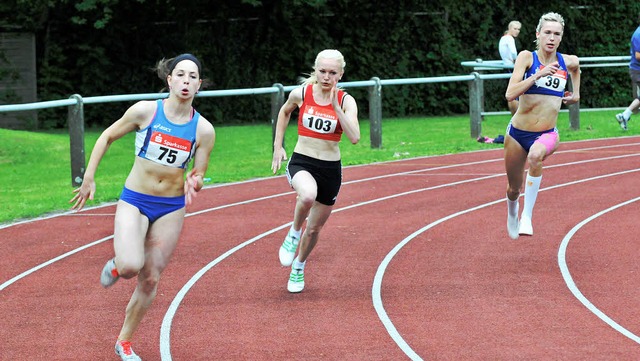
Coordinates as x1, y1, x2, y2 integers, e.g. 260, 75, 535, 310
630, 26, 640, 71
135, 99, 200, 169
523, 51, 567, 97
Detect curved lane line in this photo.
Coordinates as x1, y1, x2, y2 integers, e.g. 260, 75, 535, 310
371, 168, 640, 360
1, 143, 640, 356
0, 235, 113, 291
159, 166, 640, 360
1, 153, 511, 289
158, 172, 506, 360
557, 197, 640, 344
1, 148, 525, 291
2, 139, 638, 231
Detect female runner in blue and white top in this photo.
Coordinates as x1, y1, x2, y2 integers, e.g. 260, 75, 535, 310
69, 54, 215, 360
504, 12, 580, 240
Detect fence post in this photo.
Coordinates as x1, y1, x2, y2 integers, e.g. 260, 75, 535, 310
271, 83, 285, 151
468, 72, 483, 138
369, 77, 382, 149
68, 94, 85, 187
567, 74, 580, 130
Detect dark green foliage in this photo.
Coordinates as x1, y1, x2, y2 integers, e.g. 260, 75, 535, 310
1, 0, 640, 128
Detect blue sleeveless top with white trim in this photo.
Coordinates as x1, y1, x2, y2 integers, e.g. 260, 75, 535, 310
524, 52, 567, 97
135, 99, 199, 169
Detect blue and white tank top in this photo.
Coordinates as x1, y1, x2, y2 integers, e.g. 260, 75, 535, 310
135, 99, 199, 169
524, 51, 567, 97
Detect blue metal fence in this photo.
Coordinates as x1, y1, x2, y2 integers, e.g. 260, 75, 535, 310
0, 55, 631, 186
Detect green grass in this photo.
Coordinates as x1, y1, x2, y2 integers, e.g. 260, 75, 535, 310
0, 110, 634, 225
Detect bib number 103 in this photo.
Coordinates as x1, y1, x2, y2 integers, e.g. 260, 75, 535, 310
307, 116, 332, 132
303, 114, 337, 134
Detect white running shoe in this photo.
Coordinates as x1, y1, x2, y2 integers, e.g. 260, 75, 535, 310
115, 340, 142, 361
616, 113, 628, 131
287, 267, 305, 293
519, 216, 533, 236
279, 231, 299, 267
100, 258, 119, 288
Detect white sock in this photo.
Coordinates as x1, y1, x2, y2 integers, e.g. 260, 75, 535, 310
623, 108, 633, 120
507, 197, 518, 217
522, 174, 542, 220
293, 258, 306, 271
289, 226, 301, 239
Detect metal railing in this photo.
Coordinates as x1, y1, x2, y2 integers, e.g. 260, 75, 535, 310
0, 55, 631, 186
460, 55, 632, 131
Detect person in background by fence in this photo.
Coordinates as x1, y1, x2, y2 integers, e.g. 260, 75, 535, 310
615, 16, 640, 130
499, 20, 522, 115
503, 12, 580, 239
271, 49, 360, 293
69, 53, 215, 361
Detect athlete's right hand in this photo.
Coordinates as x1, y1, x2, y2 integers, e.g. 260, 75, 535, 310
69, 180, 95, 211
271, 147, 287, 174
540, 61, 560, 77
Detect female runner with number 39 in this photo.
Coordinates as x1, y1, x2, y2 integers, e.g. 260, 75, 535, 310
504, 12, 580, 239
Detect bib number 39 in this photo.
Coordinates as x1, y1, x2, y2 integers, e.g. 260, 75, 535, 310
534, 66, 567, 91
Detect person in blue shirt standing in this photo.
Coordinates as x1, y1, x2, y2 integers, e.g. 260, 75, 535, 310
69, 53, 215, 361
615, 16, 640, 130
503, 12, 580, 240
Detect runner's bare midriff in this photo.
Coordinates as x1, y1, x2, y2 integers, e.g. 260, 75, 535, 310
124, 157, 185, 196
511, 93, 563, 131
294, 135, 341, 161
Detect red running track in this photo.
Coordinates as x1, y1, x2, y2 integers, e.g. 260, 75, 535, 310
2, 136, 640, 360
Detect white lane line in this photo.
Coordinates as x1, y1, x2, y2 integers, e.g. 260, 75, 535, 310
371, 168, 640, 360
3, 139, 639, 230
557, 197, 640, 344
159, 164, 640, 360
158, 173, 506, 360
0, 152, 511, 292
0, 235, 114, 291
1, 142, 640, 356
159, 223, 292, 358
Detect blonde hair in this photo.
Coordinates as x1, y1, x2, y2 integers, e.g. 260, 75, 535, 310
535, 12, 565, 47
299, 49, 346, 85
504, 20, 521, 35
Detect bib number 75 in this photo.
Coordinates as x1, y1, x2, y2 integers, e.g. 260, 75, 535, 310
158, 146, 178, 164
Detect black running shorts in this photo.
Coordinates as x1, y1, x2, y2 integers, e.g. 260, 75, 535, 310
286, 152, 342, 206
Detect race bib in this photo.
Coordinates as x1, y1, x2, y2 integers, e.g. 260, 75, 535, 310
534, 66, 567, 91
145, 131, 192, 166
302, 106, 338, 134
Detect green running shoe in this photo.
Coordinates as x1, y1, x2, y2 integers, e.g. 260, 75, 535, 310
287, 267, 305, 293
279, 232, 299, 267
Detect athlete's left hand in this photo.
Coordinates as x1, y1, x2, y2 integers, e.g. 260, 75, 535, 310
184, 168, 202, 206
562, 91, 579, 105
